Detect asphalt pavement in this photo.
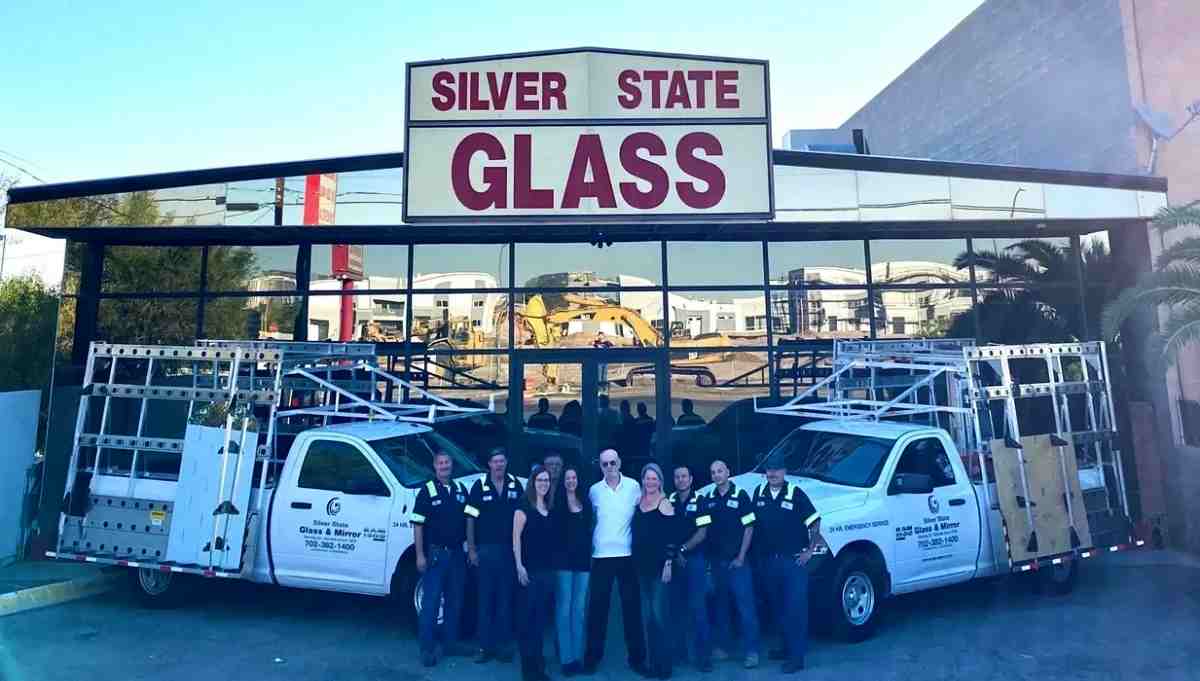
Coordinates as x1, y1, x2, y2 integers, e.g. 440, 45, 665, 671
1, 551, 1198, 681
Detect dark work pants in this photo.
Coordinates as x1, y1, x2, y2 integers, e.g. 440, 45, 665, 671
584, 556, 645, 668
418, 546, 466, 655
711, 559, 760, 657
638, 571, 672, 677
477, 544, 515, 653
519, 570, 556, 677
762, 556, 809, 664
670, 553, 711, 664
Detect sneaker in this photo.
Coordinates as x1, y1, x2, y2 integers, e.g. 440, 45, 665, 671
743, 654, 759, 669
768, 648, 787, 661
782, 660, 805, 674
711, 648, 730, 662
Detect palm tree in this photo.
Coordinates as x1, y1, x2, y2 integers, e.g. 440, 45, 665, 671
1103, 203, 1200, 364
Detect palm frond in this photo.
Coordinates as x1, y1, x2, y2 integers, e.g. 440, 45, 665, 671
1158, 305, 1200, 364
1007, 239, 1068, 274
1101, 266, 1200, 340
1155, 237, 1200, 270
962, 250, 1042, 284
1152, 202, 1200, 234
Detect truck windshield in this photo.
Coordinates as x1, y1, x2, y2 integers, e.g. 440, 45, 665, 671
771, 428, 894, 488
369, 431, 483, 488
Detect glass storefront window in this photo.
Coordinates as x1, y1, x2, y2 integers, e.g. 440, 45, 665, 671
874, 287, 974, 339
311, 245, 407, 288
663, 290, 769, 347
869, 239, 970, 286
514, 289, 660, 349
204, 295, 297, 341
667, 241, 763, 286
516, 242, 662, 288
970, 236, 1073, 285
207, 245, 298, 294
768, 241, 867, 284
103, 246, 202, 292
770, 288, 871, 340
97, 298, 198, 345
975, 287, 1082, 343
413, 244, 509, 289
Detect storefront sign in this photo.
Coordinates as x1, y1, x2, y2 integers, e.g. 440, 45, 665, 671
403, 48, 773, 222
304, 173, 364, 280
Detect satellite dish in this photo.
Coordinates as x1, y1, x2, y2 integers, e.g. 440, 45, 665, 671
1136, 104, 1177, 139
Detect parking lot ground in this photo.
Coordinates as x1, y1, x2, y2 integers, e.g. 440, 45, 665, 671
1, 551, 1198, 681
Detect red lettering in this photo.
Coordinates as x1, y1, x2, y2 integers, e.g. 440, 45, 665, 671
457, 72, 469, 111
618, 133, 669, 209
515, 72, 538, 110
561, 134, 616, 209
468, 72, 488, 110
431, 71, 455, 111
686, 71, 712, 108
513, 134, 554, 208
675, 132, 725, 209
664, 71, 691, 109
715, 70, 739, 109
451, 133, 507, 210
542, 72, 566, 110
643, 70, 668, 108
617, 69, 641, 109
486, 72, 512, 109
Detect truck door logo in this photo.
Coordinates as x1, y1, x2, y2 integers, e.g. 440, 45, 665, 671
927, 496, 939, 514
327, 498, 342, 516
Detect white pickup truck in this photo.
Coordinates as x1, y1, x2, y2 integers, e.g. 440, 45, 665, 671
51, 341, 491, 617
730, 340, 1142, 641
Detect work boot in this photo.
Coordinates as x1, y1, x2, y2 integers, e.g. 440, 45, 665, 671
421, 651, 437, 668
475, 648, 494, 664
743, 654, 759, 669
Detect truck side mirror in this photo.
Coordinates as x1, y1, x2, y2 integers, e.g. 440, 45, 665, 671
889, 473, 934, 495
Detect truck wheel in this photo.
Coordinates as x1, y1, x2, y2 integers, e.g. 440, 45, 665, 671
828, 553, 882, 642
1039, 559, 1078, 596
129, 567, 187, 608
393, 560, 420, 630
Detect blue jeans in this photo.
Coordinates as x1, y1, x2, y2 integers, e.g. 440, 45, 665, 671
419, 546, 466, 655
476, 544, 515, 653
555, 571, 590, 666
762, 556, 809, 664
638, 572, 672, 677
519, 570, 556, 675
711, 559, 760, 657
670, 553, 711, 663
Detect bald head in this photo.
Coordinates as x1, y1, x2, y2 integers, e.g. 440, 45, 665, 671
599, 448, 621, 482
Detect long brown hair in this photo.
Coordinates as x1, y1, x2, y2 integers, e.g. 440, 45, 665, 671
525, 464, 555, 510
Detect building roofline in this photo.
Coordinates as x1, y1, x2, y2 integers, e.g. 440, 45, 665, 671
7, 147, 1164, 207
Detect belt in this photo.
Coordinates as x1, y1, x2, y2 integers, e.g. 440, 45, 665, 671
429, 544, 461, 552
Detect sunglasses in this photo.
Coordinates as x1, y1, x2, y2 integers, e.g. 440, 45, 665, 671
600, 460, 619, 468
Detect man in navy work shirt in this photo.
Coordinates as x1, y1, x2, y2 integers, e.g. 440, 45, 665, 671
669, 463, 715, 672
466, 448, 524, 664
706, 460, 761, 669
411, 451, 471, 667
753, 454, 823, 673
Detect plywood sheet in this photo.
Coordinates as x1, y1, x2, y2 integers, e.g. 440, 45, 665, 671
990, 434, 1092, 564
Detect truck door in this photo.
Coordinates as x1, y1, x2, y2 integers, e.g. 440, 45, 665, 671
270, 436, 394, 594
887, 435, 981, 590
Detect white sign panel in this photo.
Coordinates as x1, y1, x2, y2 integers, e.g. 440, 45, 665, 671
403, 48, 772, 222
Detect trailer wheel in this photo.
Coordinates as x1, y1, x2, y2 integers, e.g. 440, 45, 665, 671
827, 553, 882, 642
129, 567, 187, 608
1039, 559, 1078, 596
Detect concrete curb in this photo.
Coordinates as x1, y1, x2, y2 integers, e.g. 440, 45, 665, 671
0, 570, 123, 617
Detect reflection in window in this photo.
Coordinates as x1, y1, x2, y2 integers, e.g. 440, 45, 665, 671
311, 245, 407, 287
771, 288, 870, 340
103, 246, 202, 292
517, 242, 662, 287
869, 239, 969, 285
968, 237, 1073, 285
515, 290, 659, 349
204, 296, 296, 341
667, 242, 763, 286
207, 245, 298, 294
413, 244, 509, 288
975, 288, 1081, 343
664, 290, 767, 347
875, 287, 973, 339
769, 241, 867, 283
98, 298, 198, 345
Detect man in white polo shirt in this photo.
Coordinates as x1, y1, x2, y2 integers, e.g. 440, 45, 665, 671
582, 449, 647, 676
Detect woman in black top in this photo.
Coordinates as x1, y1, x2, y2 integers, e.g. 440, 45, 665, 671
554, 466, 592, 676
632, 463, 677, 680
514, 465, 556, 681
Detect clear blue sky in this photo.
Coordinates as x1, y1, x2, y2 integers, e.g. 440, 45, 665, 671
0, 0, 982, 185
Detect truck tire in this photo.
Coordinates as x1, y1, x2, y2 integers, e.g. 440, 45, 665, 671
827, 552, 882, 642
129, 567, 188, 608
392, 559, 420, 630
1039, 559, 1078, 596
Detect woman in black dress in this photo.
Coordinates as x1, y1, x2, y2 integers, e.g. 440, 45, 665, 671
514, 465, 557, 681
632, 462, 677, 679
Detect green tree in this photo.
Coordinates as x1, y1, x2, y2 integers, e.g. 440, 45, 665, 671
1103, 204, 1200, 364
0, 274, 59, 391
